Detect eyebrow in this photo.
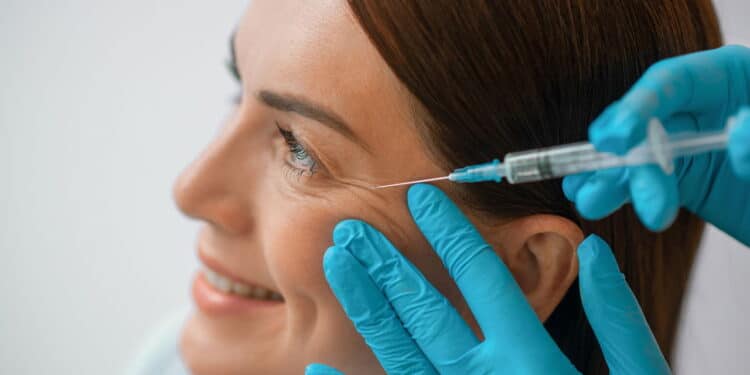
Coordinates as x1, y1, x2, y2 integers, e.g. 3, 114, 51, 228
257, 90, 369, 151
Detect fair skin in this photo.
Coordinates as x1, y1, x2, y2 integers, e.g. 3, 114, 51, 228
173, 1, 582, 374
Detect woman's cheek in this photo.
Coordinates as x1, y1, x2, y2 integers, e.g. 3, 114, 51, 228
258, 187, 394, 370
258, 173, 361, 289
258, 180, 396, 296
259, 199, 332, 287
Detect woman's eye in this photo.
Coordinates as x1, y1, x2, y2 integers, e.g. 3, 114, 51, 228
276, 124, 317, 175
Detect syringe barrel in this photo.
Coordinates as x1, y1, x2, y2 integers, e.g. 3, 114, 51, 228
498, 118, 732, 184
503, 142, 632, 183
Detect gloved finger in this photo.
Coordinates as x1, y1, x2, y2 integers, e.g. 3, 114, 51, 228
589, 100, 621, 133
659, 112, 712, 215
589, 46, 748, 155
406, 184, 569, 365
305, 364, 345, 375
570, 168, 630, 220
578, 235, 670, 374
566, 112, 694, 210
729, 106, 750, 180
332, 220, 478, 366
628, 165, 680, 231
661, 112, 701, 133
562, 172, 593, 202
323, 245, 437, 374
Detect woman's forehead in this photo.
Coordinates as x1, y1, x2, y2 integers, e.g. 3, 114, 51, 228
233, 0, 417, 148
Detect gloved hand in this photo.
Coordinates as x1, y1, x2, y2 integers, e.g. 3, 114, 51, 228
562, 45, 750, 244
306, 184, 669, 375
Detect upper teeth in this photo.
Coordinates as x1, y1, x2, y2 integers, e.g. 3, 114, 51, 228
203, 267, 283, 301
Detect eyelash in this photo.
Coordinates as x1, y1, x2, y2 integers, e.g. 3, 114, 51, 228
276, 123, 318, 177
226, 41, 242, 104
226, 59, 242, 104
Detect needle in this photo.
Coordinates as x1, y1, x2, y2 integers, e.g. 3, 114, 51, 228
373, 175, 450, 189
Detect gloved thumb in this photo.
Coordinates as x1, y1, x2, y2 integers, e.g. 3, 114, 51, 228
577, 235, 670, 375
305, 363, 345, 375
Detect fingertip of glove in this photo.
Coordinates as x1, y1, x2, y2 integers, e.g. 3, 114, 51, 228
588, 103, 619, 147
562, 173, 590, 202
305, 363, 344, 375
574, 182, 618, 220
589, 109, 646, 156
578, 235, 619, 274
322, 246, 370, 305
322, 246, 351, 277
574, 183, 602, 220
407, 183, 441, 209
407, 183, 455, 224
333, 219, 367, 246
577, 234, 601, 267
641, 207, 679, 232
629, 166, 679, 231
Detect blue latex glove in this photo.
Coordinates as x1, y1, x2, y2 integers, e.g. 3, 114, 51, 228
562, 45, 750, 244
306, 184, 668, 374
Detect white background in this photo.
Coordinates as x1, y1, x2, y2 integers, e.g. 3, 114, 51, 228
0, 1, 748, 374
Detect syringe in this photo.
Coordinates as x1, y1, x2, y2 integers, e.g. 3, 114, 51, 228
375, 118, 734, 188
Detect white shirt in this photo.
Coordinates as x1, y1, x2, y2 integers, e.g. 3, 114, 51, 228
125, 308, 190, 375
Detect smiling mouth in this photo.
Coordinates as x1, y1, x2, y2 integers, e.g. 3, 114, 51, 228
203, 266, 284, 302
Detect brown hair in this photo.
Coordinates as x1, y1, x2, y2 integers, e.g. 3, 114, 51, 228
347, 1, 721, 372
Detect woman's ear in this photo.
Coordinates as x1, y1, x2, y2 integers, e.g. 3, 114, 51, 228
475, 214, 583, 321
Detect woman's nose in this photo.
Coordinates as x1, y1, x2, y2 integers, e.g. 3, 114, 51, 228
173, 125, 255, 235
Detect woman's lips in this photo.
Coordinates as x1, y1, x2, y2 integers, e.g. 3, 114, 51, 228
192, 251, 284, 315
192, 271, 284, 316
202, 266, 283, 300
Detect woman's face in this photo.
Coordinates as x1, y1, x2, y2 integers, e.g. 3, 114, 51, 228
174, 1, 469, 373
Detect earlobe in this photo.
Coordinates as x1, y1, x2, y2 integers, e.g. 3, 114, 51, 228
476, 215, 582, 321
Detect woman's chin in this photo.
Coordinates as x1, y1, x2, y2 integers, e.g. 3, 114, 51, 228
178, 311, 385, 375
179, 313, 299, 375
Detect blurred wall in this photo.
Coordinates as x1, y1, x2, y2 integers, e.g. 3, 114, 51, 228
0, 0, 748, 374
665, 1, 750, 373
0, 1, 245, 373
